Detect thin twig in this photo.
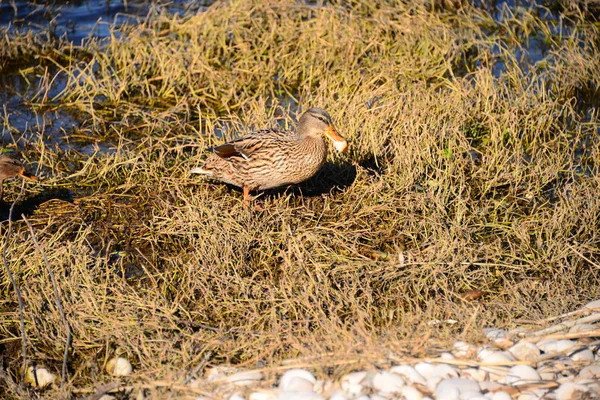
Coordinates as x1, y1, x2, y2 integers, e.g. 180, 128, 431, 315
23, 214, 72, 387
2, 181, 28, 385
184, 350, 213, 385
75, 381, 121, 400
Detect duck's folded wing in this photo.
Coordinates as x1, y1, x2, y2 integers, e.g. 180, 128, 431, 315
211, 130, 283, 161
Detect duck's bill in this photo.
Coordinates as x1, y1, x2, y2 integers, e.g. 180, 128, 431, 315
324, 126, 348, 153
20, 171, 38, 181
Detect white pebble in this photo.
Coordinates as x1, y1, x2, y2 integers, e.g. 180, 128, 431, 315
479, 351, 514, 364
568, 323, 597, 333
554, 382, 590, 400
327, 391, 348, 400
414, 362, 436, 379
400, 385, 425, 400
415, 362, 459, 381
489, 391, 512, 400
432, 364, 459, 379
24, 366, 57, 388
536, 365, 556, 380
583, 299, 600, 309
485, 328, 509, 343
434, 378, 481, 400
504, 365, 541, 385
206, 365, 237, 380
556, 340, 577, 353
229, 393, 245, 400
508, 341, 540, 362
569, 348, 595, 362
249, 391, 277, 400
480, 366, 510, 382
227, 370, 263, 386
464, 395, 488, 400
340, 371, 369, 396
371, 371, 405, 394
516, 390, 546, 400
460, 368, 487, 382
313, 379, 332, 394
479, 381, 507, 392
427, 375, 445, 392
276, 391, 323, 400
279, 369, 316, 391
390, 365, 427, 385
535, 339, 557, 353
440, 352, 456, 360
106, 357, 133, 376
453, 341, 476, 358
579, 365, 600, 379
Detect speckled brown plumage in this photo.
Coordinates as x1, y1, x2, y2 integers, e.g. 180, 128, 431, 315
0, 154, 37, 201
191, 108, 348, 205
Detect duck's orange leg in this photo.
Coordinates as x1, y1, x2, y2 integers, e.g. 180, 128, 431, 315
243, 186, 251, 208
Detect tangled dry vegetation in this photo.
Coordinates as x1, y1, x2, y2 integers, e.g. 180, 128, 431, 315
1, 0, 600, 398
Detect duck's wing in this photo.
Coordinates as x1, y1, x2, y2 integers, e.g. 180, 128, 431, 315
210, 129, 290, 161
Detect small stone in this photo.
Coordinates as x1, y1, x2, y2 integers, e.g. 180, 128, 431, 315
508, 341, 540, 362
583, 299, 600, 310
569, 348, 595, 362
434, 378, 481, 400
568, 323, 597, 333
371, 371, 405, 394
249, 391, 277, 400
504, 365, 541, 385
479, 381, 507, 392
276, 391, 323, 400
537, 365, 556, 380
489, 391, 512, 400
536, 339, 558, 353
227, 370, 263, 386
516, 390, 547, 400
279, 369, 316, 391
106, 357, 133, 377
453, 341, 477, 358
485, 328, 509, 342
390, 365, 427, 385
400, 385, 425, 400
460, 367, 487, 382
327, 391, 348, 400
579, 365, 600, 379
206, 365, 238, 380
479, 351, 515, 363
340, 371, 369, 396
24, 365, 57, 388
554, 382, 590, 400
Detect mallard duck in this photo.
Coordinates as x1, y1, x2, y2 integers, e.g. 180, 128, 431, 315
0, 154, 37, 201
191, 108, 348, 205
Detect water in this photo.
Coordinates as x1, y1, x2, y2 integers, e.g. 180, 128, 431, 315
0, 0, 595, 156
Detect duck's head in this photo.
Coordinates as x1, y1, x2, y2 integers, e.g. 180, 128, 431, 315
298, 108, 348, 153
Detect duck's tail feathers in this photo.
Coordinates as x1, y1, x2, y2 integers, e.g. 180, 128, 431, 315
190, 167, 213, 176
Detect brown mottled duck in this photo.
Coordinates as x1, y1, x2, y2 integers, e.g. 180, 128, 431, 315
0, 154, 38, 201
191, 108, 348, 206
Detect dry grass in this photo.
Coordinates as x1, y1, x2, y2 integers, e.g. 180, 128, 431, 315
1, 0, 600, 398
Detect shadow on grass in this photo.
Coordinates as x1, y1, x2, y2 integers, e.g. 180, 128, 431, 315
0, 187, 74, 222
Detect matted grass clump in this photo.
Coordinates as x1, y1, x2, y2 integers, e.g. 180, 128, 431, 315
1, 0, 600, 397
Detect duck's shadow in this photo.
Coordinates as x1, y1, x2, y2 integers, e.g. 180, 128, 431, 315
0, 188, 74, 221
